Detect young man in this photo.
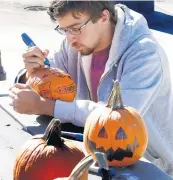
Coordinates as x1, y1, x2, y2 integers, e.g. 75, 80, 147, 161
10, 1, 173, 177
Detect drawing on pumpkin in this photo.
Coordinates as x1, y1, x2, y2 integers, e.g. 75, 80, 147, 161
66, 84, 76, 93
106, 147, 133, 161
87, 138, 135, 161
26, 67, 76, 101
88, 128, 140, 162
42, 74, 49, 79
116, 127, 127, 140
40, 90, 52, 98
39, 81, 52, 98
55, 84, 76, 94
58, 86, 68, 94
98, 127, 108, 138
39, 81, 51, 92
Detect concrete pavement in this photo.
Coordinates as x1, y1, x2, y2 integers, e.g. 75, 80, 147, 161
0, 107, 31, 179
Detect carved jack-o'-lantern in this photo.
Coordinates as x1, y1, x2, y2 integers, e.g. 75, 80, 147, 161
84, 81, 148, 167
26, 67, 76, 101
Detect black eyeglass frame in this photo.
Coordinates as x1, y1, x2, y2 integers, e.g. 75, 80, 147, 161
54, 17, 92, 35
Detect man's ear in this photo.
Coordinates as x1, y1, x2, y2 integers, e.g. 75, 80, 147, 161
100, 9, 110, 23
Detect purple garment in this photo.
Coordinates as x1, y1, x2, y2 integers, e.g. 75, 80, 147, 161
90, 45, 111, 102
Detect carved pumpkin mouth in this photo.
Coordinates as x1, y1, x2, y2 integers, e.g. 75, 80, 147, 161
87, 138, 137, 161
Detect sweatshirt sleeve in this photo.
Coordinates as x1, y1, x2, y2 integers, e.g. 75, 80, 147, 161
53, 100, 104, 127
119, 37, 163, 116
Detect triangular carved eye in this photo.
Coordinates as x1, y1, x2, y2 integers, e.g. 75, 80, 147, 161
98, 127, 108, 138
115, 127, 127, 140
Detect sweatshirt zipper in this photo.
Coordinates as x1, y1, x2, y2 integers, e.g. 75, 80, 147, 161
97, 64, 117, 101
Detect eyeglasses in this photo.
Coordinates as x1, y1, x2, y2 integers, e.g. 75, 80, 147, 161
54, 17, 92, 35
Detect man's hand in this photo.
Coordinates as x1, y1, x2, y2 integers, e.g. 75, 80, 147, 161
9, 83, 42, 114
9, 83, 55, 115
8, 83, 55, 116
22, 46, 49, 77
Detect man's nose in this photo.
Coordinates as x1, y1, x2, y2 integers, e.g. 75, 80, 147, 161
66, 32, 77, 45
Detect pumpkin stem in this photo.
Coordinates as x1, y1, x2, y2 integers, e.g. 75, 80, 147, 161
42, 118, 64, 147
69, 154, 94, 180
107, 80, 124, 110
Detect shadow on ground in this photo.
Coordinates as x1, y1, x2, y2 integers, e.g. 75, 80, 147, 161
26, 114, 84, 135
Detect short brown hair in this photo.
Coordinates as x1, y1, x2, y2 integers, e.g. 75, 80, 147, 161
47, 1, 117, 24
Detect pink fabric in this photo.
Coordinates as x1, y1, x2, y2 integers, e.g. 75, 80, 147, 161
90, 45, 111, 102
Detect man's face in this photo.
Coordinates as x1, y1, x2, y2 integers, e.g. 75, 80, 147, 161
56, 12, 103, 55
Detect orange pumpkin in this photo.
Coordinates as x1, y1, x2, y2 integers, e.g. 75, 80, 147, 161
26, 67, 76, 101
13, 119, 85, 180
84, 81, 148, 167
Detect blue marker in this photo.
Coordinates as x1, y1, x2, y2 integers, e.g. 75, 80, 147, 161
21, 33, 50, 67
61, 131, 83, 142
